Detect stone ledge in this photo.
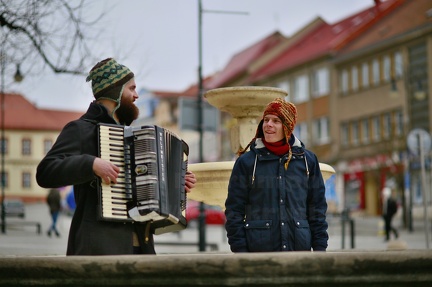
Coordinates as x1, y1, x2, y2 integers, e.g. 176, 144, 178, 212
1, 250, 432, 286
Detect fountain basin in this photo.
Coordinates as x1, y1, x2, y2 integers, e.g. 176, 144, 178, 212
188, 161, 335, 209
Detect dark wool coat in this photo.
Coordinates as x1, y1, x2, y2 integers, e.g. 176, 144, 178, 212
225, 135, 328, 252
37, 102, 153, 255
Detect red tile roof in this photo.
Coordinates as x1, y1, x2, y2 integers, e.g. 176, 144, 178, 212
339, 0, 431, 55
207, 31, 287, 89
249, 0, 404, 83
0, 93, 83, 131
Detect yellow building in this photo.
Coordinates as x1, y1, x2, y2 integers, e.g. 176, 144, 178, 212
0, 93, 82, 202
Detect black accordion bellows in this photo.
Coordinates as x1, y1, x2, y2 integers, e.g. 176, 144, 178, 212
97, 123, 189, 235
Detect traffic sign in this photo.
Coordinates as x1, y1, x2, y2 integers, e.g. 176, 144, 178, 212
407, 128, 431, 156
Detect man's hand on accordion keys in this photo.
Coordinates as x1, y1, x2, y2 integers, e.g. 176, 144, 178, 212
185, 171, 196, 193
93, 157, 120, 185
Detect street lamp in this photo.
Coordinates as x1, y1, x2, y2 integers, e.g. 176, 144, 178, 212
0, 49, 5, 234
197, 0, 247, 251
1, 51, 24, 234
14, 64, 23, 83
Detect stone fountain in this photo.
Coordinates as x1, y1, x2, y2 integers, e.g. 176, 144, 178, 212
187, 86, 335, 208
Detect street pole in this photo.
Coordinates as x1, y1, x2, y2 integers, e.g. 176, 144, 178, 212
197, 1, 248, 164
197, 0, 206, 252
418, 133, 430, 249
1, 49, 5, 234
196, 0, 248, 252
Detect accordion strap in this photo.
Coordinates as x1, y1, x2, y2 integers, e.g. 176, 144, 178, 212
134, 222, 156, 254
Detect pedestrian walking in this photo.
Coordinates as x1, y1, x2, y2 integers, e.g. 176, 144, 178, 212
46, 188, 62, 237
382, 187, 398, 241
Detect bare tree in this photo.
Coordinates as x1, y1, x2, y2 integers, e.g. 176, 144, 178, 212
0, 0, 106, 78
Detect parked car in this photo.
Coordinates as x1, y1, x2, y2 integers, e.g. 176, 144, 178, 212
1, 199, 25, 218
186, 200, 225, 225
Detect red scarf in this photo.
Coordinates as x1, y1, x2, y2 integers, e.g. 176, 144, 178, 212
262, 138, 290, 156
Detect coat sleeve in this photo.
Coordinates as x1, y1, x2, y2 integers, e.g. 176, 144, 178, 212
307, 152, 329, 251
224, 156, 251, 253
36, 121, 96, 188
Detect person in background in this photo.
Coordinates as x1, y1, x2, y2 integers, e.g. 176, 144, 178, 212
46, 188, 62, 237
382, 187, 399, 241
225, 97, 328, 252
36, 58, 196, 255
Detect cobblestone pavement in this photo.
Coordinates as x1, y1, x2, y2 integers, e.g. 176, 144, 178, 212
0, 203, 430, 256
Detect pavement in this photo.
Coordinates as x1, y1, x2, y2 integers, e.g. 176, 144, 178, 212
0, 203, 431, 256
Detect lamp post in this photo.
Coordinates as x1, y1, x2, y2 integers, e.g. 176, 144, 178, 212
0, 49, 5, 234
0, 50, 23, 234
197, 0, 247, 251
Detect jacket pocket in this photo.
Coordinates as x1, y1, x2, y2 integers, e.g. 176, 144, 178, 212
293, 219, 312, 251
244, 220, 272, 252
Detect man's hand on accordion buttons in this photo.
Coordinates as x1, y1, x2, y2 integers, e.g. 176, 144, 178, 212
185, 171, 196, 193
93, 157, 120, 185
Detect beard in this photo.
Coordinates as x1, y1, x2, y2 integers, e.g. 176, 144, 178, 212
116, 96, 139, 125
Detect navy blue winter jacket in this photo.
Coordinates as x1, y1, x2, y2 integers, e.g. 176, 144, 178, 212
225, 135, 328, 252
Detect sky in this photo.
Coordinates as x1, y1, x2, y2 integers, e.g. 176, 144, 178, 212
10, 0, 374, 112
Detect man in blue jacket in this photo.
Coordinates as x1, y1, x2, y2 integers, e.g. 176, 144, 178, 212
225, 98, 328, 252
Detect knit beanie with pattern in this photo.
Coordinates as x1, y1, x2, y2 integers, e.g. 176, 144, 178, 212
86, 58, 134, 105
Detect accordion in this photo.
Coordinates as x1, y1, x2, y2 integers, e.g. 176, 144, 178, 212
97, 123, 189, 235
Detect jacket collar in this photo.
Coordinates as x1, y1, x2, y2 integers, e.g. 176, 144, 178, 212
254, 134, 302, 149
80, 101, 118, 125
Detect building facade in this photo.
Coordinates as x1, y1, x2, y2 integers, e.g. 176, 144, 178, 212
197, 0, 432, 217
0, 93, 83, 202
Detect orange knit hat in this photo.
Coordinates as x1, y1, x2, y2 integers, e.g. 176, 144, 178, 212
261, 97, 297, 143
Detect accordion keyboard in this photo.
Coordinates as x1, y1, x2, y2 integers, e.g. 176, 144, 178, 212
98, 125, 133, 221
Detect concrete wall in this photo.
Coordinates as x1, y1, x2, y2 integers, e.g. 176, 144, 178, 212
1, 251, 432, 286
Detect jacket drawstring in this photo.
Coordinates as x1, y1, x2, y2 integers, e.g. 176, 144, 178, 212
304, 156, 309, 178
284, 149, 292, 170
252, 154, 258, 185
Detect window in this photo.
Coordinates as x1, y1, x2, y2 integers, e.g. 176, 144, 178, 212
340, 69, 348, 95
361, 119, 369, 144
22, 139, 31, 155
312, 68, 329, 97
383, 113, 392, 139
294, 122, 308, 146
1, 171, 8, 188
394, 110, 404, 136
362, 62, 369, 88
44, 139, 53, 155
293, 75, 309, 103
372, 58, 380, 86
313, 117, 330, 145
372, 116, 381, 142
0, 138, 8, 155
277, 80, 290, 102
351, 121, 359, 146
22, 172, 31, 188
394, 52, 403, 78
341, 123, 349, 147
351, 66, 358, 92
383, 55, 391, 82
